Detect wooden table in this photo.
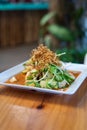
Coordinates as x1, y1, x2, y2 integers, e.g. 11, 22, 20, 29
0, 78, 87, 130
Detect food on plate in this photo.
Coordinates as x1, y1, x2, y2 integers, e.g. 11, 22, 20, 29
7, 44, 80, 90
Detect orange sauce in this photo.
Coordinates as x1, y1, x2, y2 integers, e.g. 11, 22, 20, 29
6, 71, 81, 90
68, 71, 81, 78
6, 73, 26, 85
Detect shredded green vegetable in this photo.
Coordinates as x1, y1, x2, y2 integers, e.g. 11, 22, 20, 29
25, 63, 75, 89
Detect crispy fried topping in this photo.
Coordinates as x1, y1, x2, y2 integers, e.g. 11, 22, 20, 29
29, 44, 61, 70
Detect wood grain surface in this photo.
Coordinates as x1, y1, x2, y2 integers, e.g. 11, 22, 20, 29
0, 78, 87, 130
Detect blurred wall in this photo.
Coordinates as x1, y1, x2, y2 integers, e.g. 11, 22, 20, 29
0, 10, 47, 48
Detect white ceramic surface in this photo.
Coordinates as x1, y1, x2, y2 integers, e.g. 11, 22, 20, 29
0, 62, 87, 95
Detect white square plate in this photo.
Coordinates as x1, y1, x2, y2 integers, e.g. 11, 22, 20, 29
0, 61, 87, 95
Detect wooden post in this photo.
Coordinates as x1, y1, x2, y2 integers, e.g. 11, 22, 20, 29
49, 0, 66, 50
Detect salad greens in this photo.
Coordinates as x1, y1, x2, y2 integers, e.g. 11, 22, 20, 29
23, 44, 75, 90
25, 63, 75, 89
